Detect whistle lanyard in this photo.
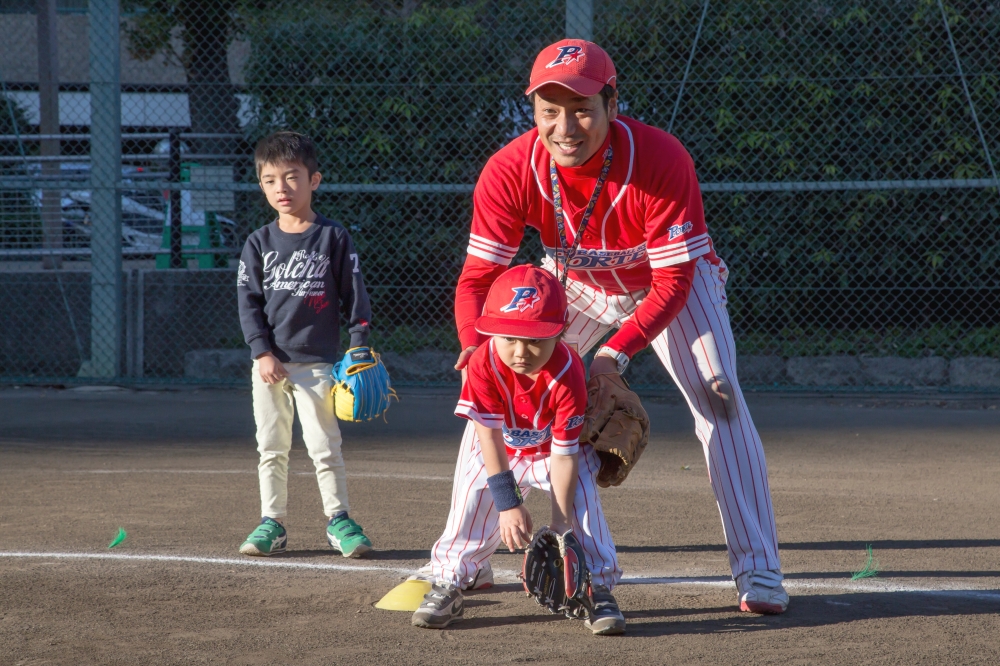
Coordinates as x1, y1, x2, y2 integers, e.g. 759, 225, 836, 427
549, 144, 613, 286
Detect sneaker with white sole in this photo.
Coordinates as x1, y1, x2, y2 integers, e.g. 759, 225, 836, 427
736, 569, 789, 614
326, 512, 373, 558
412, 583, 464, 629
239, 517, 287, 556
584, 584, 626, 635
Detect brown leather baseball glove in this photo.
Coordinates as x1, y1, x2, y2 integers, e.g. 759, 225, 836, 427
579, 372, 650, 488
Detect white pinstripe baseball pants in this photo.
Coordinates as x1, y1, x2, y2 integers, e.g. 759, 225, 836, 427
557, 256, 781, 577
425, 437, 621, 589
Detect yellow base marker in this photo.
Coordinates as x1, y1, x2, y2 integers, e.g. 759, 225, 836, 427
374, 579, 432, 611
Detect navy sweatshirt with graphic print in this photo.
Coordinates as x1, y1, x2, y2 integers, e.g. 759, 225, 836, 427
238, 214, 371, 363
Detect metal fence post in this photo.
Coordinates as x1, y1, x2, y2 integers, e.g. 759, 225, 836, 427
136, 269, 145, 378
37, 0, 62, 270
84, 0, 122, 379
566, 0, 593, 41
125, 269, 135, 378
168, 128, 183, 268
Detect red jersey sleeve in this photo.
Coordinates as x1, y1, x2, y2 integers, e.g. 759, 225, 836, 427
643, 135, 710, 268
605, 131, 703, 356
605, 261, 695, 357
455, 148, 530, 349
549, 349, 588, 456
467, 151, 527, 265
454, 345, 507, 429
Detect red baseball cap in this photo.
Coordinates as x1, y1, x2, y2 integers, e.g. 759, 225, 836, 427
476, 265, 567, 339
524, 39, 617, 97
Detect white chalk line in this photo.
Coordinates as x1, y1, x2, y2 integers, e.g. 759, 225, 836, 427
52, 469, 452, 482
2, 551, 998, 600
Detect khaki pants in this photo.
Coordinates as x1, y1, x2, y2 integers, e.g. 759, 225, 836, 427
251, 360, 349, 518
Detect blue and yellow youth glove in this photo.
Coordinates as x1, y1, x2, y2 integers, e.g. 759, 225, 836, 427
332, 347, 397, 422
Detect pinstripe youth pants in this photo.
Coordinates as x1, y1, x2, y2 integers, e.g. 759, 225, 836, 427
426, 440, 621, 589
557, 256, 781, 577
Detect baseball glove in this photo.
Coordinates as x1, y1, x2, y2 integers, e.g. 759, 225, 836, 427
519, 527, 593, 620
332, 347, 397, 422
579, 372, 650, 488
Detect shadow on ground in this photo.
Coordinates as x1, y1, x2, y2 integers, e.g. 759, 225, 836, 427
622, 591, 1000, 637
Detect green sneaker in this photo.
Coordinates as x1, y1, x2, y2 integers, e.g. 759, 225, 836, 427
239, 517, 287, 556
326, 513, 373, 558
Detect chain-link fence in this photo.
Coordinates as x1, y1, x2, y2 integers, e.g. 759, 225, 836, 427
1, 0, 998, 389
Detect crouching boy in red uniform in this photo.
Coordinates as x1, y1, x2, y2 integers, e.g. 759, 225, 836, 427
412, 265, 625, 635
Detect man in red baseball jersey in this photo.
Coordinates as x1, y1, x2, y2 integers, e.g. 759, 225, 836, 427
452, 39, 788, 614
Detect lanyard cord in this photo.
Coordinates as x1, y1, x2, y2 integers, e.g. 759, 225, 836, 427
550, 144, 613, 287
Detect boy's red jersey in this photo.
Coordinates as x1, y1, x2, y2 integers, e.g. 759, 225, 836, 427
455, 340, 588, 457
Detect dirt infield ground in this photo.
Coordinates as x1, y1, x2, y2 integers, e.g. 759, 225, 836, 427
1, 386, 999, 664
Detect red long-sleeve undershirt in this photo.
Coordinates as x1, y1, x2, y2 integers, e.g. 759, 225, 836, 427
455, 256, 696, 358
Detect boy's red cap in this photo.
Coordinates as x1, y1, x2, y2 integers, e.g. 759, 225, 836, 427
525, 39, 617, 97
476, 265, 567, 340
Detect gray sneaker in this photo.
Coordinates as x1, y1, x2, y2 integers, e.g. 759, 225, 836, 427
411, 583, 464, 629
736, 569, 789, 614
584, 584, 626, 635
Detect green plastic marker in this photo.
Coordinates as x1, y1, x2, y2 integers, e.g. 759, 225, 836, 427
108, 527, 127, 549
851, 544, 880, 580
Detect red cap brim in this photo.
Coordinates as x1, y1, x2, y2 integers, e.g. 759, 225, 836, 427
524, 75, 608, 97
475, 316, 566, 340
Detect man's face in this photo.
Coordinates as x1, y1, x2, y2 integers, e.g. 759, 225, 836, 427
533, 84, 618, 168
493, 336, 559, 376
258, 160, 321, 216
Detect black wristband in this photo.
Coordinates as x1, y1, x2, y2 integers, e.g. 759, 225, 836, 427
486, 470, 524, 512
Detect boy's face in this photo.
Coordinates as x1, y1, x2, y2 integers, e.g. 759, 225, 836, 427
494, 336, 559, 376
258, 160, 321, 216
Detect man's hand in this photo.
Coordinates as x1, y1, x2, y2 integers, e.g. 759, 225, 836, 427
455, 345, 478, 384
257, 352, 289, 384
589, 353, 619, 377
499, 505, 533, 552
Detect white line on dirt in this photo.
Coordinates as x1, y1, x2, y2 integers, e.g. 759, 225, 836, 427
0, 551, 417, 576
57, 470, 452, 481
2, 551, 998, 600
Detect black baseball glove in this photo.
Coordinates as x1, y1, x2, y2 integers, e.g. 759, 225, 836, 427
519, 527, 593, 620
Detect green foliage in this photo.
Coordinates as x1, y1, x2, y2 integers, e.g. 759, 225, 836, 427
599, 1, 1000, 308
241, 0, 561, 184
121, 0, 241, 68
137, 1, 1000, 355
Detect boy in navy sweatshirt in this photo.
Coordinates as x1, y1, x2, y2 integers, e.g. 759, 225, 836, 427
237, 131, 374, 558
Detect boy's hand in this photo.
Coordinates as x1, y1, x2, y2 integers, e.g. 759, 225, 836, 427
257, 352, 289, 384
499, 505, 533, 552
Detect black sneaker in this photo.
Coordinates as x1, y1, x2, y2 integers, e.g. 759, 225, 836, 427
584, 584, 626, 635
411, 583, 464, 629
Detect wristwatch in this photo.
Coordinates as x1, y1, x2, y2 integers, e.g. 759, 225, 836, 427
596, 346, 630, 374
